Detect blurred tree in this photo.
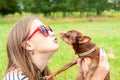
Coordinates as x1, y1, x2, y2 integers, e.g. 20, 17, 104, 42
20, 0, 37, 13
79, 0, 87, 17
21, 0, 52, 16
50, 0, 69, 17
0, 0, 20, 15
108, 0, 120, 10
38, 0, 52, 16
0, 0, 116, 17
95, 0, 108, 15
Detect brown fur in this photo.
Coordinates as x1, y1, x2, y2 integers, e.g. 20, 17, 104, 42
44, 30, 109, 80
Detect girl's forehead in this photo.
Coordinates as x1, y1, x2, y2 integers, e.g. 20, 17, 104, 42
32, 19, 44, 27
30, 19, 44, 31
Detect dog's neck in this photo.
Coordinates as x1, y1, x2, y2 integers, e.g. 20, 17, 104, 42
78, 46, 96, 57
72, 42, 96, 56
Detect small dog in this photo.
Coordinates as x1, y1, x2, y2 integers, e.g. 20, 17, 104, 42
44, 30, 109, 80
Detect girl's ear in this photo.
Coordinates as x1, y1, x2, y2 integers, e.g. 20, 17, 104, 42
79, 36, 91, 44
21, 41, 34, 50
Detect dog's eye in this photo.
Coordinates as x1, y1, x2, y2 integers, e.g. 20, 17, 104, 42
65, 34, 69, 38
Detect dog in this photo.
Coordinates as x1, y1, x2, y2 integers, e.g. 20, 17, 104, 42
44, 30, 109, 80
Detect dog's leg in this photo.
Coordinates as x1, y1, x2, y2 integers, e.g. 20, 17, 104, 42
44, 59, 77, 80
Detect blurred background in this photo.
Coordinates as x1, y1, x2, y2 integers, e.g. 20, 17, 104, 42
0, 0, 120, 17
0, 0, 120, 80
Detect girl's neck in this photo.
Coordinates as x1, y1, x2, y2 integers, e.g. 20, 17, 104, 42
31, 52, 54, 71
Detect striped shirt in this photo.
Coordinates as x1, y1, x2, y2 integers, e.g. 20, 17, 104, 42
2, 68, 29, 80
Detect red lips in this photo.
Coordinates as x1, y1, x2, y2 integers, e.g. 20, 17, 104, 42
54, 38, 58, 43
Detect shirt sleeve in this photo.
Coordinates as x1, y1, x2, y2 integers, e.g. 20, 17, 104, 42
2, 69, 29, 80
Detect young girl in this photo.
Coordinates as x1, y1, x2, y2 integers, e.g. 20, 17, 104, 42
2, 16, 109, 80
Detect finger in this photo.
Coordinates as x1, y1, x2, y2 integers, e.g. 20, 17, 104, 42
105, 62, 110, 71
99, 48, 110, 72
99, 48, 108, 63
82, 58, 90, 77
102, 49, 108, 62
100, 48, 104, 56
81, 59, 86, 77
77, 58, 82, 67
77, 58, 83, 72
84, 58, 90, 72
100, 48, 107, 58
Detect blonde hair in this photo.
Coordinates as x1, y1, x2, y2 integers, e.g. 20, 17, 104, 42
6, 17, 54, 80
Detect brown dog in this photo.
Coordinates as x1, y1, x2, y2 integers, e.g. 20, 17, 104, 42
44, 30, 109, 80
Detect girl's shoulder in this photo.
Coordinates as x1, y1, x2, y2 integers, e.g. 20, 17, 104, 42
2, 68, 29, 80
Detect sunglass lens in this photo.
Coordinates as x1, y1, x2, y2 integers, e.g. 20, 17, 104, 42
41, 26, 48, 34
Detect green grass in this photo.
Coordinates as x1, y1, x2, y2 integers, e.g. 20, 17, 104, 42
0, 15, 120, 80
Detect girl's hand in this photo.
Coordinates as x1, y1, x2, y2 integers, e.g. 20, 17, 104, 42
91, 48, 110, 80
76, 48, 109, 80
76, 57, 91, 80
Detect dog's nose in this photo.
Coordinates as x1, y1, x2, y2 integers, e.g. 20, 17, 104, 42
59, 33, 65, 39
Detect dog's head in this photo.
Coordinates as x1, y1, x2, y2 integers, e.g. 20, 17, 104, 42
60, 30, 91, 45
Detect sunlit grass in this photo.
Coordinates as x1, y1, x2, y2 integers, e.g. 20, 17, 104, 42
0, 14, 120, 80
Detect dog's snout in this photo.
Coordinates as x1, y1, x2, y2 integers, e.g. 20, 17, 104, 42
59, 33, 65, 39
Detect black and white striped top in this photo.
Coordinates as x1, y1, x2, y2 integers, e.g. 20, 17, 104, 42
2, 68, 29, 80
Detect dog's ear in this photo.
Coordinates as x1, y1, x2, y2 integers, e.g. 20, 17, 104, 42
79, 36, 91, 44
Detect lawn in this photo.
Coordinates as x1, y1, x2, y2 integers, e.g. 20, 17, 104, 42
0, 15, 120, 80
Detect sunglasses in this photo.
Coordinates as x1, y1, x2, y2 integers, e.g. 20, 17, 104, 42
27, 25, 53, 40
